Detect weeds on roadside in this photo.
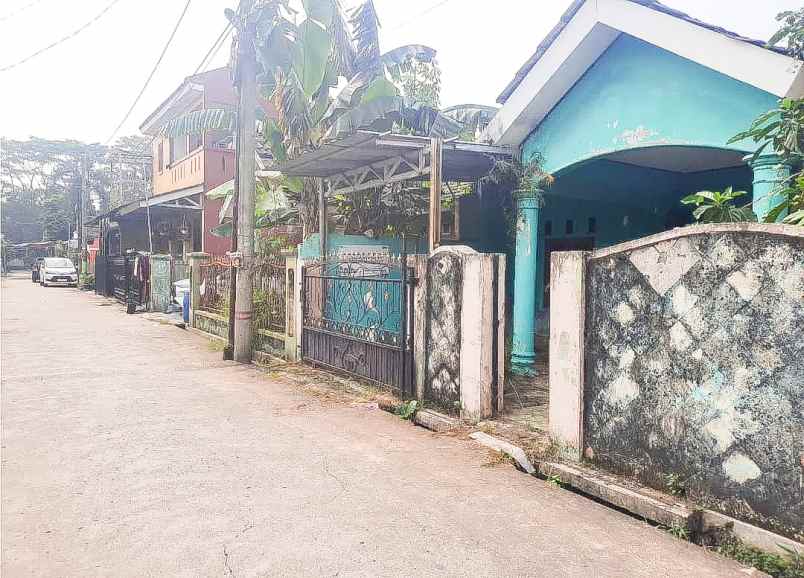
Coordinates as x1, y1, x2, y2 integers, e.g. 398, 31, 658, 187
717, 539, 804, 578
482, 450, 514, 468
395, 400, 418, 420
664, 472, 687, 498
546, 473, 565, 488
664, 522, 690, 541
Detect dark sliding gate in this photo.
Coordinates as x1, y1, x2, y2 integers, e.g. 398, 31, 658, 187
96, 253, 147, 313
301, 253, 415, 396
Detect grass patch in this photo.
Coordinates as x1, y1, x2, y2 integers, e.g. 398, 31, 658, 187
482, 450, 514, 468
717, 539, 803, 578
207, 339, 226, 352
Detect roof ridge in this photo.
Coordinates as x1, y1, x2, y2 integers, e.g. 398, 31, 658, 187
496, 0, 787, 105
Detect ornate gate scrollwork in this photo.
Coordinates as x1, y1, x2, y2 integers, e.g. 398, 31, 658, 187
301, 252, 414, 395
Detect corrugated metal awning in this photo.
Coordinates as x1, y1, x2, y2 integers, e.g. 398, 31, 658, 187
272, 131, 512, 183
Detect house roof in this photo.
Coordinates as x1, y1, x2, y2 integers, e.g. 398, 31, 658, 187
272, 131, 511, 184
139, 67, 232, 135
486, 0, 803, 147
497, 0, 787, 105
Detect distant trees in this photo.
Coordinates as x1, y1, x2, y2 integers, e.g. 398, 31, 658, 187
0, 136, 151, 243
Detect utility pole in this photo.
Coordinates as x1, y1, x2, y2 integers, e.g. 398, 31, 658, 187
79, 153, 87, 273
232, 3, 256, 363
224, 116, 240, 361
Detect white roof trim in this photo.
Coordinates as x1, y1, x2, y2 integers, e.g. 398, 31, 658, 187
486, 0, 803, 147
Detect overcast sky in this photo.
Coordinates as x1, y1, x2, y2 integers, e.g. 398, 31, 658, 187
0, 0, 799, 144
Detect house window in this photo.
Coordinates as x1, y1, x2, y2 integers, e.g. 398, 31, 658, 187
157, 142, 164, 172
189, 133, 202, 152
565, 219, 574, 235
588, 217, 596, 234
544, 220, 552, 236
169, 136, 188, 164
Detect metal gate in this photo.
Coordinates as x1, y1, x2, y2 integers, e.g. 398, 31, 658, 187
100, 253, 147, 312
301, 252, 414, 396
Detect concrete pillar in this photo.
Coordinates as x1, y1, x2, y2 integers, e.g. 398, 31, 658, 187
460, 251, 495, 422
510, 190, 542, 375
188, 252, 210, 328
548, 250, 588, 461
411, 254, 429, 401
746, 153, 793, 222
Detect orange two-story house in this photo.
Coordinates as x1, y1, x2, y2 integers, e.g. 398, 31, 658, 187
137, 67, 236, 257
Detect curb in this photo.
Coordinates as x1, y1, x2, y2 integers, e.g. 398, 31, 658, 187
469, 432, 536, 474
537, 461, 692, 529
413, 409, 460, 432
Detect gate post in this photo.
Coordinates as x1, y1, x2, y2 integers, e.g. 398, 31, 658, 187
412, 254, 428, 401
284, 255, 298, 361
548, 250, 588, 461
188, 252, 210, 329
125, 253, 136, 314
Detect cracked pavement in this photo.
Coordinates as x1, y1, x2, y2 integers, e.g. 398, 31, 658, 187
1, 272, 753, 576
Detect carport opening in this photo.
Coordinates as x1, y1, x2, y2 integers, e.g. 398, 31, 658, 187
538, 145, 751, 318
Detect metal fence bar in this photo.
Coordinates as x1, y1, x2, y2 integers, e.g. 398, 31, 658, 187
198, 258, 232, 315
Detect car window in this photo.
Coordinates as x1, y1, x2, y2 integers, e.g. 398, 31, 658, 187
44, 258, 74, 268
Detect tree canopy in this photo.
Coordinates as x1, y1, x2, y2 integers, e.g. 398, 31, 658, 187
1, 136, 151, 243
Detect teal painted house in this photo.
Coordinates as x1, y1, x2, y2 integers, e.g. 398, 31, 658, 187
485, 0, 803, 373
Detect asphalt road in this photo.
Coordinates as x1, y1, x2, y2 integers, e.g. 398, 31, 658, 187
1, 272, 752, 577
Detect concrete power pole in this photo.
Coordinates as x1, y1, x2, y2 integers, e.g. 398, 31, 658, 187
233, 9, 256, 363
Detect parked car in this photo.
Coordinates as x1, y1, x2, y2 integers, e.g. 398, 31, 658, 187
39, 257, 78, 287
31, 257, 44, 282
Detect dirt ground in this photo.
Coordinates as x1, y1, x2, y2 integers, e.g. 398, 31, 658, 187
1, 272, 755, 577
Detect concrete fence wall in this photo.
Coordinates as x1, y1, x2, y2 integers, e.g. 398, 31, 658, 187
188, 252, 298, 361
415, 247, 506, 422
549, 223, 804, 539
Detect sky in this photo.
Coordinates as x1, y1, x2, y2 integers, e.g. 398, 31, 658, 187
0, 0, 799, 144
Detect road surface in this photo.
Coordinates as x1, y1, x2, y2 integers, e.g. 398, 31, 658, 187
1, 272, 751, 576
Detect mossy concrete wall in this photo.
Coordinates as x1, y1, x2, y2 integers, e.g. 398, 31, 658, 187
582, 224, 803, 539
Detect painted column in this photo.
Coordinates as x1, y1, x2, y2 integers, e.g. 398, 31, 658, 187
746, 153, 792, 222
188, 252, 210, 328
511, 189, 542, 375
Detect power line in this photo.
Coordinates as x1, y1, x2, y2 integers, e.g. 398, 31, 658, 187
121, 19, 231, 157
0, 0, 45, 23
194, 22, 233, 75
388, 0, 451, 32
105, 0, 194, 145
0, 0, 125, 73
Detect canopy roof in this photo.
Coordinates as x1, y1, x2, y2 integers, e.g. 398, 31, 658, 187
272, 131, 512, 183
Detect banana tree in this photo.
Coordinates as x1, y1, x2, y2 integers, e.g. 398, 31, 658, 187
159, 0, 498, 239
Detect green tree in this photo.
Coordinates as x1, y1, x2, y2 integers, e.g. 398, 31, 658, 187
681, 187, 757, 224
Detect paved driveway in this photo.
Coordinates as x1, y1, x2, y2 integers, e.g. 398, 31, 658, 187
1, 272, 751, 577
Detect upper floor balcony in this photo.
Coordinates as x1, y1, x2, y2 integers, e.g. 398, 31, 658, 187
153, 146, 205, 195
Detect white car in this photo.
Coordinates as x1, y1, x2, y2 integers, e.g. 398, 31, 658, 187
39, 257, 78, 287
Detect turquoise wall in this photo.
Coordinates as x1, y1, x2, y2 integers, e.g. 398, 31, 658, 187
298, 233, 426, 259
522, 34, 778, 173
527, 162, 752, 336
541, 161, 753, 248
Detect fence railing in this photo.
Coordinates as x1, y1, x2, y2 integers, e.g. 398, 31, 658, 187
199, 258, 232, 316
252, 256, 287, 334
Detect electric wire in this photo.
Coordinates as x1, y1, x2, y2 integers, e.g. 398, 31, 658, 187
0, 0, 125, 72
0, 0, 45, 23
194, 22, 233, 75
388, 0, 451, 31
104, 0, 194, 145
